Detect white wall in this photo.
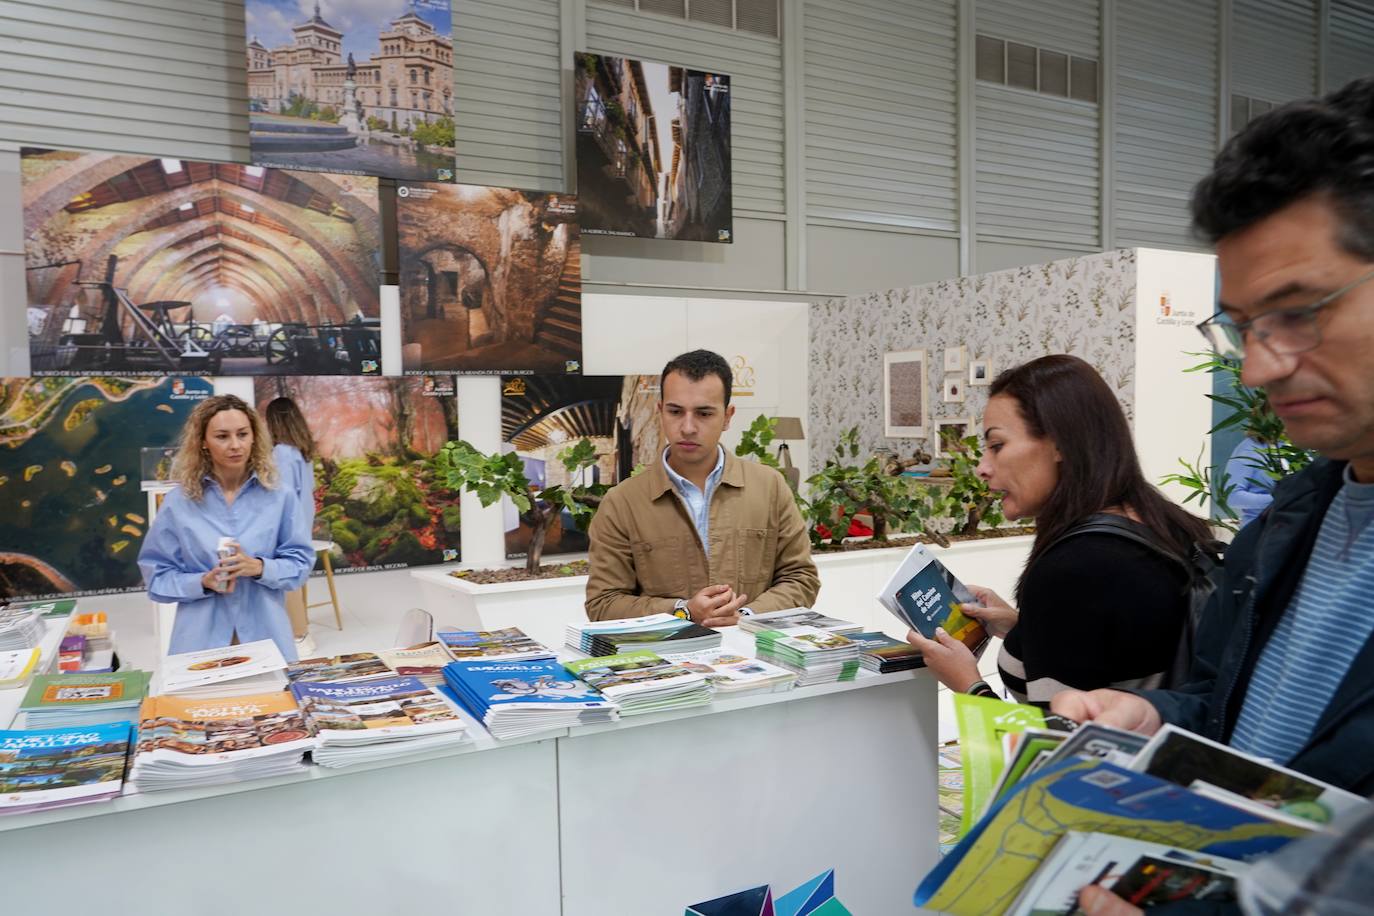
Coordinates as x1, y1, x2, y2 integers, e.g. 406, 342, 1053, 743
1132, 248, 1217, 503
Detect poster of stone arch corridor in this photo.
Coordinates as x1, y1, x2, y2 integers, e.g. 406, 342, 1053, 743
245, 0, 455, 182
396, 183, 582, 375
0, 375, 213, 600
22, 148, 383, 377
253, 375, 460, 573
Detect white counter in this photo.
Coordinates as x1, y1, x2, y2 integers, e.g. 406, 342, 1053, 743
0, 628, 940, 915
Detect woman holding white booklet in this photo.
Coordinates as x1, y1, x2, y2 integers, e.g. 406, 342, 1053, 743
906, 356, 1214, 705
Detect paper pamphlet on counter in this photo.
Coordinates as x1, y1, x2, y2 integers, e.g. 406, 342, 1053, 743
951, 693, 1047, 837
1131, 724, 1369, 826
875, 543, 987, 653
160, 640, 287, 694
135, 691, 313, 765
0, 722, 132, 813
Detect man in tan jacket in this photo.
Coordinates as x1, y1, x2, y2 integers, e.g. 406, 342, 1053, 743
585, 350, 820, 625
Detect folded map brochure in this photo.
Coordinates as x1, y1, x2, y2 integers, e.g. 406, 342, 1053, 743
1007, 831, 1244, 915
1130, 724, 1369, 827
915, 758, 1313, 916
952, 692, 1051, 836
291, 676, 463, 741
0, 722, 133, 814
286, 652, 391, 684
135, 692, 313, 765
875, 543, 986, 652
160, 639, 287, 694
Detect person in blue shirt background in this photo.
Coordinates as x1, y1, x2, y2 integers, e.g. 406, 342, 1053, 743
1225, 435, 1277, 527
264, 396, 318, 652
138, 393, 314, 662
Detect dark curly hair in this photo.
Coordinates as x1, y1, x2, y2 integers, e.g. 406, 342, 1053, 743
1191, 76, 1374, 257
660, 349, 733, 406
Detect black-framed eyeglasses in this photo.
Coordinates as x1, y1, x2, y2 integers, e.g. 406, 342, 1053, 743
1197, 267, 1374, 360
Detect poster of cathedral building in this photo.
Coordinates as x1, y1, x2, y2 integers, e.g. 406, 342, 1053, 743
245, 0, 454, 181
396, 183, 582, 375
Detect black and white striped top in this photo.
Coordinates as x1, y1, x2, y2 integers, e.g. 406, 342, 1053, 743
998, 530, 1190, 706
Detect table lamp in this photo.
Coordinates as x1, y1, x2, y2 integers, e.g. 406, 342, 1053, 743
771, 416, 805, 490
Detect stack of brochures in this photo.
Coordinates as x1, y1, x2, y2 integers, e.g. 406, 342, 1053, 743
129, 691, 314, 791
375, 643, 454, 686
158, 640, 288, 699
0, 647, 42, 690
738, 608, 863, 635
919, 697, 1372, 916
753, 626, 860, 686
5, 598, 77, 620
846, 631, 925, 674
441, 659, 617, 739
0, 605, 46, 651
564, 614, 722, 657
0, 722, 133, 815
19, 670, 151, 728
438, 627, 556, 662
875, 543, 988, 654
286, 652, 392, 684
291, 675, 469, 767
564, 650, 711, 715
660, 648, 797, 697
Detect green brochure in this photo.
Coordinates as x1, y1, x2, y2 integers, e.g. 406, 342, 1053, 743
952, 692, 1046, 838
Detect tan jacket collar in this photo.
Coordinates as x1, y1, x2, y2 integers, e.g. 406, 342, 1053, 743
649, 447, 745, 500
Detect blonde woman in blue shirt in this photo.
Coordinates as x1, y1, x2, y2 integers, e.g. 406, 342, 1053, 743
138, 394, 314, 661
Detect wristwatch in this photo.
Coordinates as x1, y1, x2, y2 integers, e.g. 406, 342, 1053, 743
672, 598, 690, 621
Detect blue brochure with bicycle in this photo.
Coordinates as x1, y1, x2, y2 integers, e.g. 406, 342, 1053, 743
442, 660, 613, 715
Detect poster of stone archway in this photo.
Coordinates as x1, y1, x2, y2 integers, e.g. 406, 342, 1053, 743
245, 0, 455, 182
501, 374, 662, 560
22, 148, 383, 377
396, 183, 582, 375
253, 375, 460, 574
0, 375, 213, 600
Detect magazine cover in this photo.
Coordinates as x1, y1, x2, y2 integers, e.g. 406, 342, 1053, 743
563, 650, 704, 698
286, 652, 392, 684
291, 676, 461, 739
661, 649, 797, 691
1130, 724, 1368, 826
0, 722, 132, 813
446, 660, 611, 709
916, 759, 1311, 916
438, 628, 553, 662
160, 639, 287, 694
375, 643, 451, 680
135, 692, 313, 765
877, 543, 985, 651
21, 670, 151, 712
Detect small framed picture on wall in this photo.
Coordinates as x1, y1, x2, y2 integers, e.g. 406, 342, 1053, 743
883, 350, 927, 438
933, 417, 972, 458
969, 358, 992, 387
943, 375, 965, 403
943, 345, 966, 372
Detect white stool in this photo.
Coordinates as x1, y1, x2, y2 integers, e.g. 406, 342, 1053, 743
304, 539, 343, 630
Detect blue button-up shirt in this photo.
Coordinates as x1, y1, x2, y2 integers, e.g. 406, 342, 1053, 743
273, 443, 316, 543
138, 473, 314, 662
662, 445, 726, 549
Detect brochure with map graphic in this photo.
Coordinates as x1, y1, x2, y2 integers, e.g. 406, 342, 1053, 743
0, 721, 133, 814
876, 543, 986, 652
915, 758, 1312, 916
952, 693, 1048, 836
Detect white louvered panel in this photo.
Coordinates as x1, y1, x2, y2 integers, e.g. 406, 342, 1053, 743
453, 0, 563, 192
0, 0, 247, 161
1327, 0, 1374, 91
1112, 0, 1218, 250
802, 0, 958, 230
975, 0, 1099, 58
1231, 0, 1319, 101
975, 85, 1099, 247
586, 0, 784, 216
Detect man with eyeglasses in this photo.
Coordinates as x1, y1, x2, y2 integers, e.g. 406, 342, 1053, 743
1051, 77, 1374, 914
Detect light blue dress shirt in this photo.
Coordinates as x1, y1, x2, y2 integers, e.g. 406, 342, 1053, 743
273, 443, 317, 543
661, 445, 726, 549
138, 473, 314, 662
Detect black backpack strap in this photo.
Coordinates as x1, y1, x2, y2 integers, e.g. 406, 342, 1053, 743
1044, 513, 1192, 575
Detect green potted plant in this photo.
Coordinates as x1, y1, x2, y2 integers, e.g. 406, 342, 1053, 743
804, 427, 938, 548
436, 437, 608, 574
933, 432, 1004, 537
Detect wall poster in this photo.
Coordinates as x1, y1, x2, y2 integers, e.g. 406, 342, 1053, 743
23, 148, 383, 377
